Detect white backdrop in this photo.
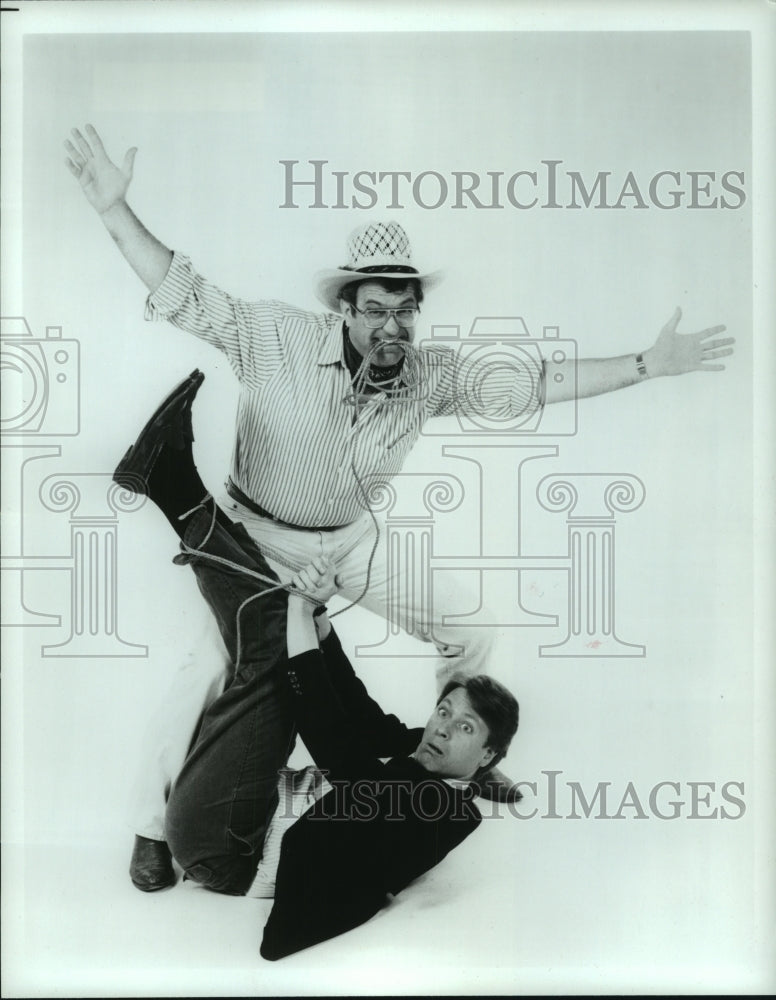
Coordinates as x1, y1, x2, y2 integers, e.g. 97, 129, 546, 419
2, 2, 773, 997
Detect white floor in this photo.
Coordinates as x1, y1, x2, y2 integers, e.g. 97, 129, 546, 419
3, 804, 767, 998
3, 528, 770, 996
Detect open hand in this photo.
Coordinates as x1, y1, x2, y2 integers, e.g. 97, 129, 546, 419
64, 124, 137, 215
290, 557, 341, 606
644, 307, 735, 377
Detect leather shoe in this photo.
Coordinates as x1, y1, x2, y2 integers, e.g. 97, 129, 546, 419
129, 834, 176, 892
113, 369, 205, 495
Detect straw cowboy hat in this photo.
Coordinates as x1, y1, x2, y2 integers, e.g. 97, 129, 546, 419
314, 220, 444, 313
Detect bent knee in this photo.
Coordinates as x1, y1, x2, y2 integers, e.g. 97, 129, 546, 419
182, 857, 253, 896
166, 821, 255, 896
166, 795, 260, 896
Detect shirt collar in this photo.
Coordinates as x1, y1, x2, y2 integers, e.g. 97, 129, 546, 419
409, 753, 473, 790
317, 316, 347, 367
444, 777, 473, 791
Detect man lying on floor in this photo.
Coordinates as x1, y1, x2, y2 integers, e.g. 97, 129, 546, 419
115, 371, 520, 960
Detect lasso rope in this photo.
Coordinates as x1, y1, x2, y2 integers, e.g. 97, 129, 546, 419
332, 339, 430, 618
176, 496, 317, 674
174, 339, 431, 660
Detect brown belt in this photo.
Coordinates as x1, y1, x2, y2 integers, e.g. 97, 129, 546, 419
225, 478, 343, 532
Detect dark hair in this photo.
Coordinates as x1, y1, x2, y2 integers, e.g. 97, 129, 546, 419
438, 674, 519, 773
338, 276, 424, 308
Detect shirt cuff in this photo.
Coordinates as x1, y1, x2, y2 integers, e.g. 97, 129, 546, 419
144, 251, 193, 321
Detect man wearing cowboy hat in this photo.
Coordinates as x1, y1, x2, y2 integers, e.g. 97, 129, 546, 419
64, 124, 735, 893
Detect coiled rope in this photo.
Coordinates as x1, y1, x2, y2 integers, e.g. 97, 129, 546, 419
174, 339, 431, 668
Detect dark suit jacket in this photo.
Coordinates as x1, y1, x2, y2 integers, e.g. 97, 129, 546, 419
260, 628, 482, 961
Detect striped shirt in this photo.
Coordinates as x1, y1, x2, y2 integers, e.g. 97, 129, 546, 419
247, 766, 332, 899
145, 252, 544, 527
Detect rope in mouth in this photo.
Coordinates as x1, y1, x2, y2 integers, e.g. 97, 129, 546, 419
342, 338, 431, 417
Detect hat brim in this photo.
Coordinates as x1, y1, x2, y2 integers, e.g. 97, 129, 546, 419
314, 268, 444, 313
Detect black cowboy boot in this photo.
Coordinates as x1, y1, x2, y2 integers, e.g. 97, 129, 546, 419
113, 369, 205, 496
129, 835, 176, 892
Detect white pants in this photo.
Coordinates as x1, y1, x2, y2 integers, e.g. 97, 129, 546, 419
128, 492, 494, 839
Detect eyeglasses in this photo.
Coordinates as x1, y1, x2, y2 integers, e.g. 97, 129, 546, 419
352, 305, 419, 328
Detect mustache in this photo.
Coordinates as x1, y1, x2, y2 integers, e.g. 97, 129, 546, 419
362, 340, 411, 366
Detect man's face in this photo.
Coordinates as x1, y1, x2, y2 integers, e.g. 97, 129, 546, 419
414, 686, 496, 780
342, 281, 419, 368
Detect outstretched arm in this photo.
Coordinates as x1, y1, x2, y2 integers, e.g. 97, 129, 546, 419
64, 124, 172, 292
545, 307, 735, 404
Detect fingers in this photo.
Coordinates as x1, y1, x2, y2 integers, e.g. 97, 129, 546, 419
308, 555, 331, 576
662, 306, 682, 333
291, 567, 315, 593
698, 331, 735, 368
291, 557, 335, 593
122, 147, 138, 178
697, 330, 732, 345
64, 138, 85, 168
64, 157, 81, 177
70, 127, 93, 161
84, 123, 106, 155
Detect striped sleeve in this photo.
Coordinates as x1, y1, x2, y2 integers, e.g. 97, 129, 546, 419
246, 767, 332, 899
144, 251, 270, 383
425, 346, 545, 422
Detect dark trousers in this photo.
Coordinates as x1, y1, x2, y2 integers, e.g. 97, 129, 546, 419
164, 507, 296, 895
